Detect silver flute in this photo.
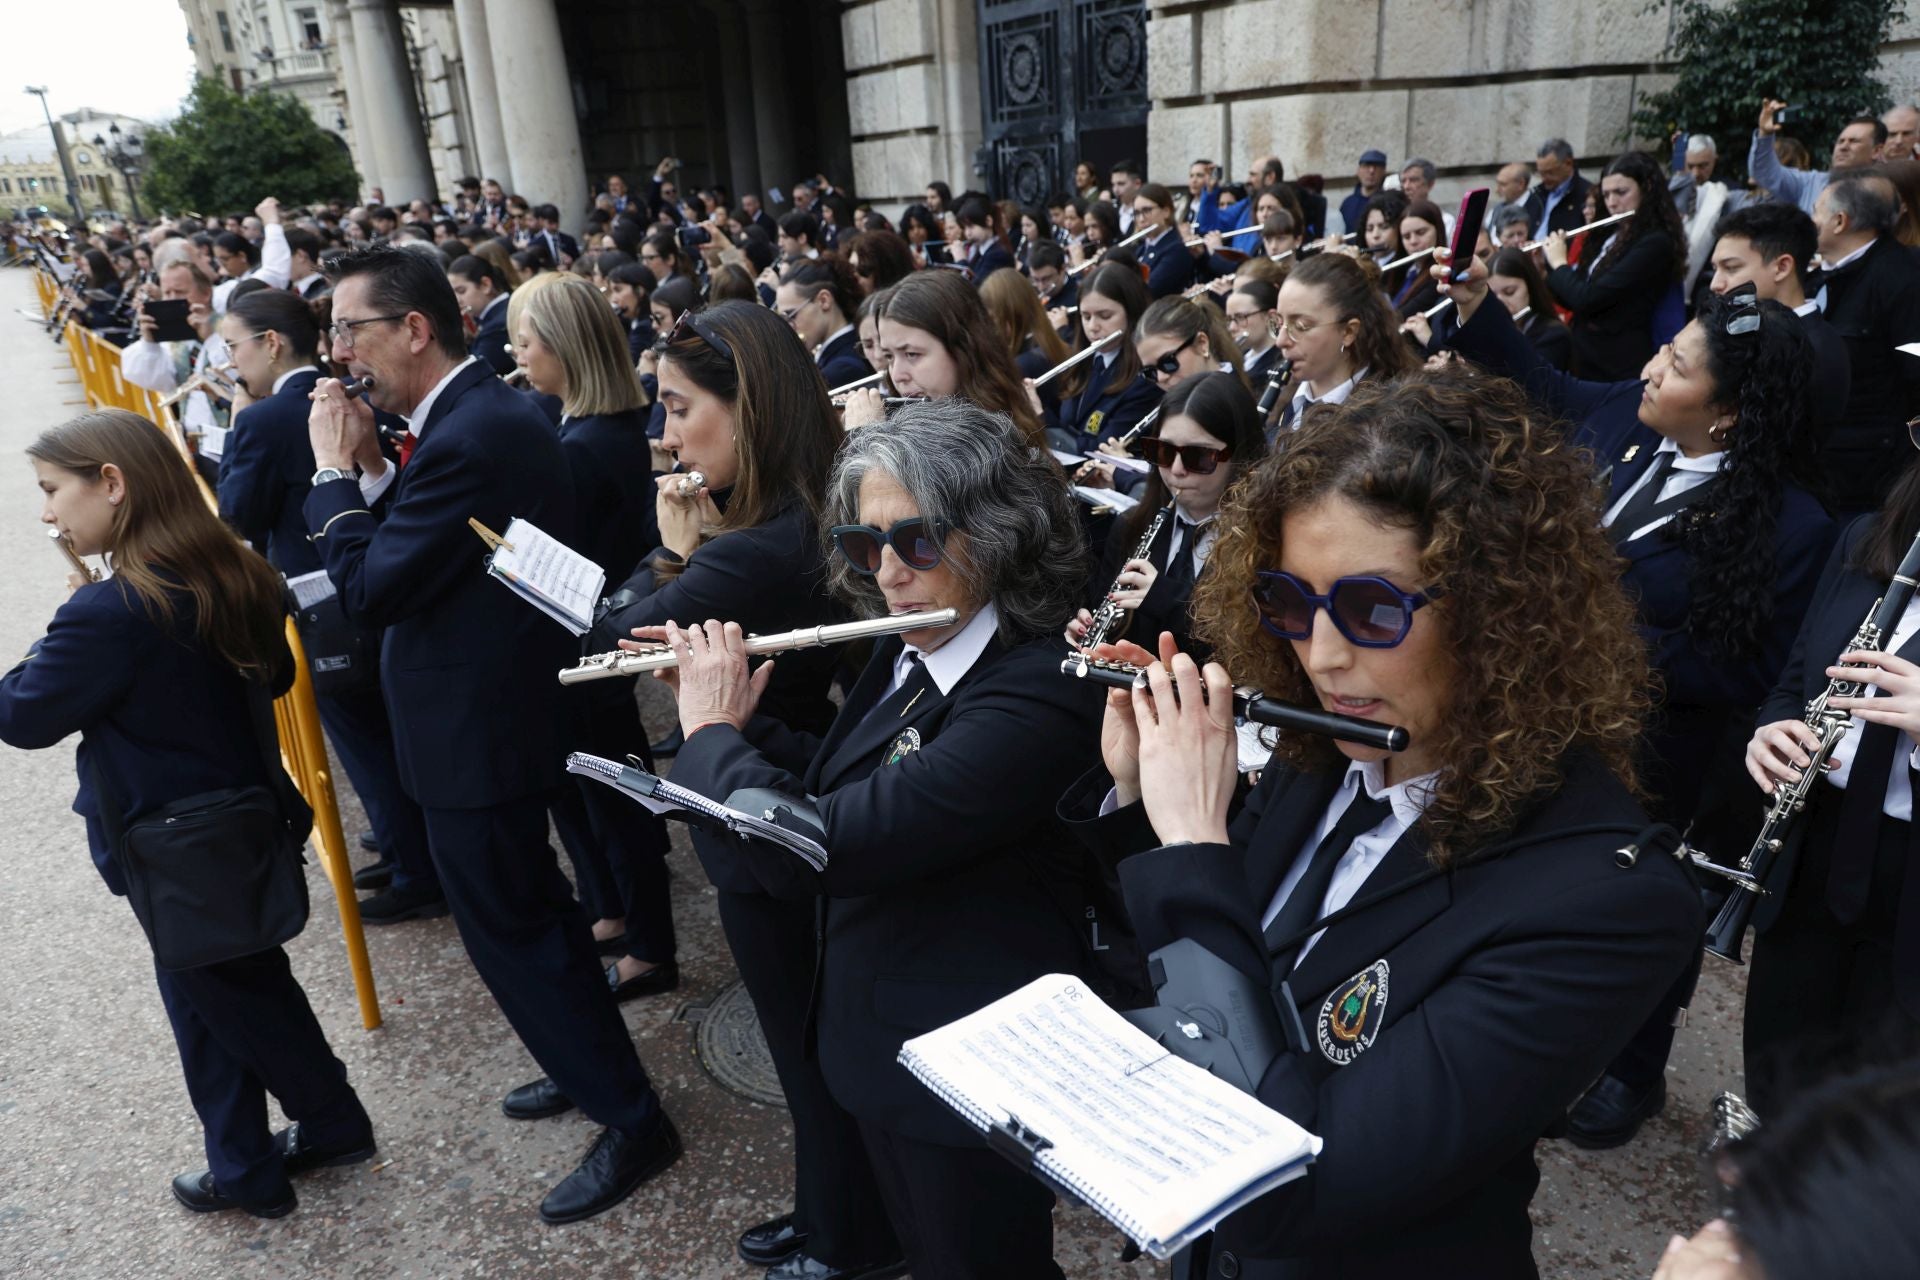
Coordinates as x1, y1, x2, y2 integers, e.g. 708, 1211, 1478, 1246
48, 527, 100, 582
559, 608, 960, 684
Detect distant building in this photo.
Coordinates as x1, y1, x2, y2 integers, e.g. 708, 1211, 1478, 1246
175, 0, 349, 156
0, 110, 150, 221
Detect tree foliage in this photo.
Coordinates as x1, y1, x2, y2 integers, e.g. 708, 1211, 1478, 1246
1633, 0, 1905, 183
142, 77, 358, 214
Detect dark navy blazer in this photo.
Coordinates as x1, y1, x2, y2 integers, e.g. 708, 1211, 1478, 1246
1051, 356, 1162, 448
558, 408, 656, 584
965, 240, 1015, 285
0, 580, 292, 893
304, 360, 577, 809
219, 367, 323, 575
470, 297, 515, 376
814, 326, 871, 393
1138, 226, 1197, 298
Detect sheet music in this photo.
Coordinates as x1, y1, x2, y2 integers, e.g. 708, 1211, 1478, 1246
485, 517, 605, 635
285, 569, 338, 610
1073, 485, 1139, 512
565, 753, 830, 871
900, 973, 1319, 1258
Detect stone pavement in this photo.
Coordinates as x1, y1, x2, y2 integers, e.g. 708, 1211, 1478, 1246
0, 263, 1735, 1279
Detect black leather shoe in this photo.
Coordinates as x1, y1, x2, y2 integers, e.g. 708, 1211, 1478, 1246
357, 882, 449, 925
170, 1170, 296, 1218
650, 725, 685, 758
352, 857, 395, 891
502, 1076, 575, 1121
739, 1212, 808, 1266
768, 1252, 908, 1280
1565, 1073, 1667, 1150
594, 930, 630, 957
607, 960, 680, 1003
275, 1122, 377, 1177
539, 1114, 682, 1224
357, 830, 380, 853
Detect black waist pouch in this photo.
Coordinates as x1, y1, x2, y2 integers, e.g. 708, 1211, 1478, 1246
289, 580, 379, 697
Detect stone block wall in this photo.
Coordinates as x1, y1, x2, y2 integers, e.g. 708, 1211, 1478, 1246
841, 0, 981, 205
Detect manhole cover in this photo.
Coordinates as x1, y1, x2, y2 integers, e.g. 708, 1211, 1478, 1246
680, 980, 785, 1107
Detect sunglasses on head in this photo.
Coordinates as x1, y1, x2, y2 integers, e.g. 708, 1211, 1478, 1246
1723, 290, 1761, 337
1252, 571, 1441, 648
1149, 332, 1199, 377
1136, 437, 1231, 474
660, 308, 735, 361
830, 517, 948, 574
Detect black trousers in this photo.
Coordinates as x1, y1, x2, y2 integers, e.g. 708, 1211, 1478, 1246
316, 682, 437, 894
859, 1120, 1061, 1280
422, 798, 660, 1135
1745, 791, 1918, 1113
716, 889, 897, 1266
154, 945, 371, 1206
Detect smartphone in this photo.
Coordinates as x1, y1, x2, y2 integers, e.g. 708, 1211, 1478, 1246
767, 186, 784, 207
1775, 104, 1802, 126
1447, 187, 1491, 283
144, 297, 196, 343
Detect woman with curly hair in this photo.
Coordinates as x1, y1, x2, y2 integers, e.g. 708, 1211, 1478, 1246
1542, 149, 1688, 380
1064, 370, 1703, 1279
1438, 249, 1835, 1148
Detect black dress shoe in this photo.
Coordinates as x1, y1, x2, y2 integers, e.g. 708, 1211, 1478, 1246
739, 1212, 808, 1266
768, 1252, 908, 1280
539, 1114, 682, 1224
594, 930, 631, 957
502, 1076, 575, 1120
650, 724, 685, 758
275, 1122, 377, 1177
1565, 1073, 1667, 1150
357, 830, 380, 853
352, 857, 395, 891
357, 882, 449, 925
607, 960, 680, 1003
170, 1170, 296, 1218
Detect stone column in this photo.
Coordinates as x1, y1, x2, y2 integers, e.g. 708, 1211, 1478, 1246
482, 0, 585, 220
450, 0, 513, 188
328, 0, 378, 194
743, 0, 799, 195
346, 0, 435, 202
714, 4, 761, 207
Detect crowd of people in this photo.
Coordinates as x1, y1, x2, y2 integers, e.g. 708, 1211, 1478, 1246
10, 92, 1920, 1280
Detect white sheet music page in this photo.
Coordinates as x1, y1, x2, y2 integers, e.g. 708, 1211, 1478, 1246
899, 972, 1320, 1258
486, 517, 605, 635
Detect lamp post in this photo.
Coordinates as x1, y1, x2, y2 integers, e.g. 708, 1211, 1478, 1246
23, 86, 85, 226
93, 123, 144, 220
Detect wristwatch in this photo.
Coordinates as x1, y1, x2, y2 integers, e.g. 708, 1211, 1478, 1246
310, 467, 349, 487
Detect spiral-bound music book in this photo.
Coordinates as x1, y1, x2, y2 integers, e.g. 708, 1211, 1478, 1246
472, 517, 604, 636
564, 752, 830, 872
899, 972, 1320, 1260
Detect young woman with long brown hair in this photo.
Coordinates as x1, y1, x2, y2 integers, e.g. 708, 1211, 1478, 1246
1272, 250, 1418, 432
1, 410, 375, 1219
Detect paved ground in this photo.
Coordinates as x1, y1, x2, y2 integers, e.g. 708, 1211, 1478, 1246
0, 262, 1736, 1278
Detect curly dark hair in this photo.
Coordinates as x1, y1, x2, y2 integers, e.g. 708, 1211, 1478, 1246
1596, 151, 1688, 283
1191, 369, 1649, 864
1671, 289, 1824, 662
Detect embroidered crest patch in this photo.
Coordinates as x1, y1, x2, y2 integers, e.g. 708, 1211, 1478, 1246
1318, 960, 1390, 1066
883, 727, 922, 766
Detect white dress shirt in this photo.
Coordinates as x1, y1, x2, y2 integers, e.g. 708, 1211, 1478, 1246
1601, 438, 1725, 543
1287, 365, 1369, 424
890, 602, 999, 696
354, 355, 479, 505
1823, 594, 1920, 820
1261, 758, 1438, 965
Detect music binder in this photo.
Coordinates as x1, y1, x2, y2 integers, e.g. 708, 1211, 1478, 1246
899, 972, 1321, 1260
471, 517, 604, 636
564, 752, 830, 872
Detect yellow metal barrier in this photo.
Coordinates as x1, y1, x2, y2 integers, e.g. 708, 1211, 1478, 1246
36, 270, 382, 1029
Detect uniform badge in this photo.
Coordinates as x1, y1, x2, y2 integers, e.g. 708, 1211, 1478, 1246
1317, 960, 1390, 1066
1621, 443, 1640, 463
1085, 409, 1105, 437
882, 727, 921, 766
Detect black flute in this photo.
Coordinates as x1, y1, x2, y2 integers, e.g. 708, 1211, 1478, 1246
1061, 656, 1409, 751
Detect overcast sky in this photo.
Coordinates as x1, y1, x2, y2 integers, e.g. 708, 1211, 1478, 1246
0, 0, 198, 135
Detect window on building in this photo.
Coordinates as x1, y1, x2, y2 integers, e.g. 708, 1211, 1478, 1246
297, 6, 322, 48
217, 10, 234, 53
1, 178, 10, 193
231, 68, 244, 92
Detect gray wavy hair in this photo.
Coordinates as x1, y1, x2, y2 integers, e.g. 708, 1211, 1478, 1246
824, 401, 1086, 643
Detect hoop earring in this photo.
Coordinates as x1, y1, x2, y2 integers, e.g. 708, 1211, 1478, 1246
1707, 421, 1731, 444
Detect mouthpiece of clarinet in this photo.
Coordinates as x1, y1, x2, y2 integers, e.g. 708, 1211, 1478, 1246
341, 375, 375, 400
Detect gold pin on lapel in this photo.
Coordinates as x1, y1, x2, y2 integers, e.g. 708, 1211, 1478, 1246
1621, 444, 1640, 464
900, 688, 925, 717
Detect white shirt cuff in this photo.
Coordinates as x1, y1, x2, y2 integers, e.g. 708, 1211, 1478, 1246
1097, 785, 1124, 817
358, 463, 396, 505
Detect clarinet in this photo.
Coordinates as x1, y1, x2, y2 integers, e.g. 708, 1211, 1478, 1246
1695, 526, 1920, 962
1255, 356, 1295, 420
1077, 505, 1170, 651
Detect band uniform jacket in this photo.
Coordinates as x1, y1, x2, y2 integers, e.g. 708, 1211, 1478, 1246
1050, 359, 1162, 448
470, 298, 516, 377
668, 631, 1103, 1144
814, 327, 872, 394
303, 360, 577, 809
1090, 505, 1208, 657
1062, 752, 1702, 1279
1817, 235, 1920, 511
964, 239, 1015, 284
1139, 227, 1197, 299
558, 408, 656, 590
1545, 229, 1678, 381
218, 367, 324, 575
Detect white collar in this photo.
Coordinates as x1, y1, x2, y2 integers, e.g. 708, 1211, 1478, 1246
1294, 365, 1368, 408
270, 366, 316, 395
1243, 346, 1272, 371
403, 356, 479, 428
1824, 239, 1875, 273
292, 271, 325, 292
1343, 755, 1438, 830
898, 601, 1000, 696
1793, 299, 1819, 317
479, 293, 508, 320
1651, 435, 1728, 475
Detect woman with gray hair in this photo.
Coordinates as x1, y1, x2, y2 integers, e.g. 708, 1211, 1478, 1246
661, 400, 1103, 1280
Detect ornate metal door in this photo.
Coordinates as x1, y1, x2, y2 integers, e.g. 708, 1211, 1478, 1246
977, 0, 1147, 206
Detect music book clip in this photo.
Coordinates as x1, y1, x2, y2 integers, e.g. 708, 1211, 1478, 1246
468, 517, 515, 552
986, 1113, 1054, 1172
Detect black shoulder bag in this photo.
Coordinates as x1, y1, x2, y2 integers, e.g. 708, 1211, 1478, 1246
92, 679, 315, 970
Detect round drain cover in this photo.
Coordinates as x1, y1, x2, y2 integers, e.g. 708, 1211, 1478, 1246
688, 979, 785, 1107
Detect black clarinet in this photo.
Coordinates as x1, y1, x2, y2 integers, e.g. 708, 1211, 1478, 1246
1255, 356, 1295, 421
1061, 656, 1408, 751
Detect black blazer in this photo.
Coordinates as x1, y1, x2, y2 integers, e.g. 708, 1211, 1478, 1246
1523, 173, 1595, 240
304, 361, 578, 808
218, 367, 324, 575
1063, 753, 1701, 1279
1519, 311, 1573, 372
591, 501, 842, 738
559, 409, 656, 584
966, 240, 1016, 283
669, 631, 1103, 1144
1546, 229, 1678, 381
471, 297, 515, 376
1797, 306, 1852, 436
1819, 236, 1920, 508
625, 315, 654, 364
1139, 227, 1197, 298
0, 579, 294, 894
814, 326, 871, 392
1090, 503, 1208, 656
1052, 358, 1162, 447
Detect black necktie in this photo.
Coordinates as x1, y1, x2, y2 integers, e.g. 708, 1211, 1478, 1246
1606, 451, 1678, 546
856, 651, 922, 731
1264, 789, 1395, 968
1161, 518, 1201, 600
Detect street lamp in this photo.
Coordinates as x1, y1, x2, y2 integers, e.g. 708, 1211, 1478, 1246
93, 122, 144, 220
23, 85, 85, 226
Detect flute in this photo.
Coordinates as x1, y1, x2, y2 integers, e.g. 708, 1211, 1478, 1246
1061, 656, 1410, 751
828, 369, 886, 397
670, 469, 706, 498
1066, 224, 1155, 277
1275, 232, 1359, 263
1032, 330, 1121, 388
833, 394, 927, 409
1521, 211, 1630, 253
560, 608, 960, 684
48, 527, 101, 582
1382, 245, 1437, 272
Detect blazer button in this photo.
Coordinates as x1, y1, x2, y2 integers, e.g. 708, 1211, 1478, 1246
1217, 1251, 1240, 1279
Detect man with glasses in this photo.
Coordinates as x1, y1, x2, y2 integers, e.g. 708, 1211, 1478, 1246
301, 245, 681, 1224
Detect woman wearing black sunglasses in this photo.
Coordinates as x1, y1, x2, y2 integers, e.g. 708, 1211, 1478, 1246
1066, 371, 1702, 1280
1439, 252, 1835, 1149
662, 401, 1100, 1280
